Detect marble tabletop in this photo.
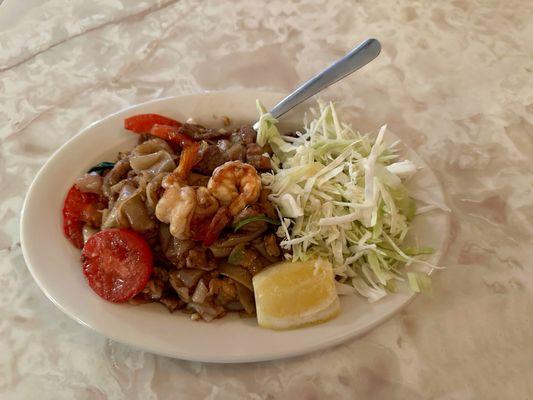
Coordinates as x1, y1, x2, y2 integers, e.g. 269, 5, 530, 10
2, 0, 533, 398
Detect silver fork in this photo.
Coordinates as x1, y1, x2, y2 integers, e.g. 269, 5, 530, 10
265, 38, 381, 121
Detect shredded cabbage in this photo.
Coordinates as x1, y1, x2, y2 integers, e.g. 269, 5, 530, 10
256, 100, 435, 301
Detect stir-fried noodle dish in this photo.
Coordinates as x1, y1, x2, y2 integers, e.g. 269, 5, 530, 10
63, 114, 282, 321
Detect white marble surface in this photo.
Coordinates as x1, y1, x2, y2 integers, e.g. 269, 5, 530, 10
2, 0, 533, 398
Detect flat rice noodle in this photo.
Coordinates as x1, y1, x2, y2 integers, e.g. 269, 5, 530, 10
210, 230, 265, 249
209, 245, 232, 258
168, 271, 184, 292
121, 193, 154, 232
219, 263, 253, 291
130, 150, 175, 175
132, 138, 173, 156
101, 182, 154, 232
176, 268, 205, 288
101, 184, 133, 229
251, 240, 279, 263
176, 287, 191, 303
188, 302, 223, 322
228, 244, 260, 268
163, 236, 195, 267
75, 173, 103, 195
146, 173, 167, 214
191, 280, 208, 303
102, 159, 131, 198
172, 238, 195, 259
110, 180, 128, 194
224, 301, 244, 311
235, 282, 255, 314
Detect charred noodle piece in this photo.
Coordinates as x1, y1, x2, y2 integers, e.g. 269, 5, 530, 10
185, 246, 217, 271
142, 279, 164, 300
102, 159, 131, 199
236, 282, 255, 315
264, 233, 281, 257
159, 296, 183, 312
218, 263, 253, 291
259, 188, 277, 219
208, 277, 238, 305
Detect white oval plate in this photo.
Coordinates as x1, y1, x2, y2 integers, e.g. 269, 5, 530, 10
20, 90, 450, 363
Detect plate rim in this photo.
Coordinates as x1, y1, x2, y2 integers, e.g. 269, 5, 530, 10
20, 90, 452, 363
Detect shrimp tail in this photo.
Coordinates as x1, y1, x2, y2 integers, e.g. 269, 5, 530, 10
203, 206, 232, 246
176, 142, 200, 180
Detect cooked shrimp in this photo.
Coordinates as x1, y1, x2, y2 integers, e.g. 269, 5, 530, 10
207, 161, 261, 216
155, 185, 196, 239
156, 140, 203, 235
176, 142, 200, 180
161, 141, 201, 189
194, 187, 219, 218
156, 185, 218, 240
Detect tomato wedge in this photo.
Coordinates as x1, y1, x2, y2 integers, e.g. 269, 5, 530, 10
124, 113, 182, 133
62, 185, 105, 249
82, 229, 153, 302
150, 124, 195, 146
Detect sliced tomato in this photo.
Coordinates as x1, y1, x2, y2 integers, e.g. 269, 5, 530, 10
150, 124, 195, 146
82, 229, 153, 302
62, 185, 105, 249
124, 114, 182, 133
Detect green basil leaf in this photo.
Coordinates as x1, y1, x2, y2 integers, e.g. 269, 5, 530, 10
233, 214, 280, 232
87, 161, 115, 175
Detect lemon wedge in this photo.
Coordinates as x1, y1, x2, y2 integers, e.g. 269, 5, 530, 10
253, 258, 340, 330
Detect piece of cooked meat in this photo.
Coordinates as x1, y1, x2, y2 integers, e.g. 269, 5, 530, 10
245, 143, 271, 170
194, 144, 228, 175
179, 123, 230, 141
